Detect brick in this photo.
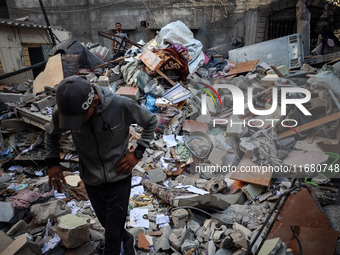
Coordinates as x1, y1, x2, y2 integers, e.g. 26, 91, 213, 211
115, 86, 140, 100
32, 95, 56, 111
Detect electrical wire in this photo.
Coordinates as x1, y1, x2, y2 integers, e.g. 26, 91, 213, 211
7, 1, 127, 13
141, 0, 162, 28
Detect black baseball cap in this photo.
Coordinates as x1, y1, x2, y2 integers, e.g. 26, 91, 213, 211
56, 75, 95, 130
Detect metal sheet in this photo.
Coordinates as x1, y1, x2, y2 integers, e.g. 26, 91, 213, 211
228, 34, 303, 69
290, 226, 339, 255
268, 188, 333, 246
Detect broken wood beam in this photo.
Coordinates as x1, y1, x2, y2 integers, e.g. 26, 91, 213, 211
91, 57, 125, 71
278, 111, 340, 139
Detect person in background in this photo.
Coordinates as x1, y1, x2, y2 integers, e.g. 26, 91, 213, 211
112, 22, 129, 60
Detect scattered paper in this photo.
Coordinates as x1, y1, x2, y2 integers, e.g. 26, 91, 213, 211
130, 185, 144, 198
67, 201, 81, 214
155, 214, 170, 225
175, 184, 209, 195
187, 185, 209, 195
54, 190, 66, 199
7, 166, 24, 171
130, 208, 149, 228
163, 135, 177, 147
177, 136, 184, 143
42, 233, 61, 254
131, 176, 143, 186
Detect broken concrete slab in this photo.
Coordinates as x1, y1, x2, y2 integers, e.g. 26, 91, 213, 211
241, 184, 262, 202
323, 205, 340, 232
0, 201, 14, 222
172, 209, 189, 229
147, 168, 167, 183
226, 115, 248, 138
6, 220, 29, 238
203, 176, 227, 194
30, 199, 72, 224
181, 239, 199, 254
230, 231, 248, 248
257, 237, 282, 255
155, 224, 172, 251
1, 235, 42, 255
55, 214, 90, 249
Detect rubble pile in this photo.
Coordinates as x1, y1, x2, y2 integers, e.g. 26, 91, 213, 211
0, 20, 339, 255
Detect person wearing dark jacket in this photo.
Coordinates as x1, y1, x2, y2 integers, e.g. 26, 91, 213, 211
45, 75, 157, 255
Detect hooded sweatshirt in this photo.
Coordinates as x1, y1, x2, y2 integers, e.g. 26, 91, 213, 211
45, 85, 157, 186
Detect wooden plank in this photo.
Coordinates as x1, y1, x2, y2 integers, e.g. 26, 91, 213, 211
226, 59, 260, 76
230, 155, 272, 187
140, 49, 176, 86
33, 54, 64, 94
278, 111, 340, 139
140, 50, 163, 71
304, 51, 340, 66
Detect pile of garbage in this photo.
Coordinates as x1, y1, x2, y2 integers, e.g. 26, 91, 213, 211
0, 20, 339, 255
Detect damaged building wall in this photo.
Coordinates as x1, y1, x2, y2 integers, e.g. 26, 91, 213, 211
7, 0, 332, 54
0, 22, 72, 85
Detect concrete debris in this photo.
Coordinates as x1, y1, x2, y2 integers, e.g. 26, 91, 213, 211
30, 199, 72, 224
55, 214, 90, 248
171, 209, 189, 229
0, 16, 339, 255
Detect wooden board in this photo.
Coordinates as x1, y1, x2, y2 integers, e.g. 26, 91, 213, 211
278, 111, 340, 139
230, 155, 272, 187
33, 54, 64, 94
226, 59, 260, 76
140, 50, 163, 71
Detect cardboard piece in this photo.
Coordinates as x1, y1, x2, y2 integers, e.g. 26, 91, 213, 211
33, 54, 64, 94
230, 156, 272, 187
226, 59, 260, 76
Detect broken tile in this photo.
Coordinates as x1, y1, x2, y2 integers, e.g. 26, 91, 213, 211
138, 232, 151, 251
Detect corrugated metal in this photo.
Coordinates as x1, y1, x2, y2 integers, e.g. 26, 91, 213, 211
0, 18, 65, 31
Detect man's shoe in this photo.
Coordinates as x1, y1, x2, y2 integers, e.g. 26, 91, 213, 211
123, 232, 136, 255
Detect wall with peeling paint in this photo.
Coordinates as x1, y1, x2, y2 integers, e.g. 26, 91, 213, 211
6, 0, 330, 56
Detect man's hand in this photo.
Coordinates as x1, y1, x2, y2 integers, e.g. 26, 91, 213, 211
48, 165, 70, 192
115, 152, 139, 174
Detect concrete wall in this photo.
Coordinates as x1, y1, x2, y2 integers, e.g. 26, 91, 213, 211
7, 0, 281, 53
6, 0, 335, 60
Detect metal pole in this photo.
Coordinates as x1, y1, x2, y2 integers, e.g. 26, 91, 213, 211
38, 0, 56, 46
0, 61, 47, 81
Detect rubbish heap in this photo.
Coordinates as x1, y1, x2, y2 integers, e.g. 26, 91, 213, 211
0, 20, 339, 255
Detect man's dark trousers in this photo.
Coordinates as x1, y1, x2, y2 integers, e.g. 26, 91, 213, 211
85, 175, 132, 255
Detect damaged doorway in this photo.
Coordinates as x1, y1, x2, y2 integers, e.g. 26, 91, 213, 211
266, 8, 297, 40
23, 44, 51, 79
